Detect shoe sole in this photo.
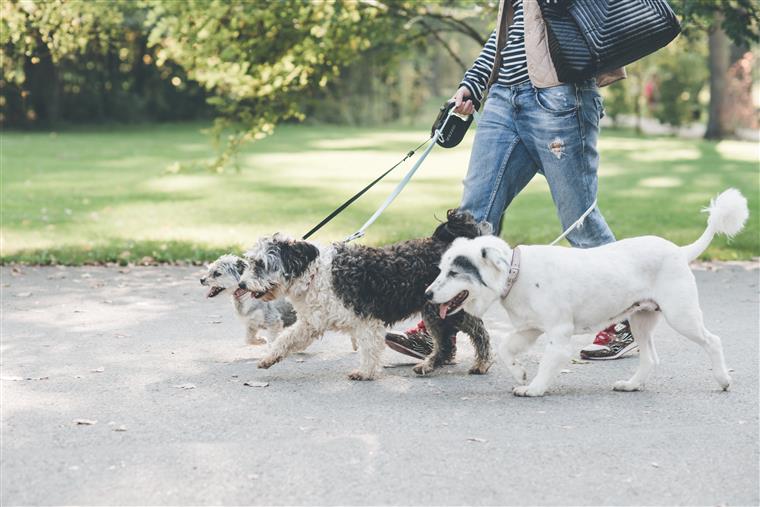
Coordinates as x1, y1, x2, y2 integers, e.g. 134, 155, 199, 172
580, 342, 639, 361
384, 338, 427, 360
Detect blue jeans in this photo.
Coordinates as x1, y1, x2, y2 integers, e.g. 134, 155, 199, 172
460, 81, 615, 248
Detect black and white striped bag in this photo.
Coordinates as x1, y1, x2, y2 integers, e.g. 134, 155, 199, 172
539, 0, 681, 83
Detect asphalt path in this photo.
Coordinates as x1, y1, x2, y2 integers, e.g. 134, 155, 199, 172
2, 265, 758, 506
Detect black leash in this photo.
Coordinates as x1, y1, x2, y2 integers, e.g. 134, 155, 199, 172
301, 137, 432, 240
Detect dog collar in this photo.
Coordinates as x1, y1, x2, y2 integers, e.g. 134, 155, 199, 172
500, 247, 521, 300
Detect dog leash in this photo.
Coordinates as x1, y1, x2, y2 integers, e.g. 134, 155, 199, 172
301, 136, 432, 240
548, 199, 598, 246
302, 108, 457, 243
343, 116, 451, 242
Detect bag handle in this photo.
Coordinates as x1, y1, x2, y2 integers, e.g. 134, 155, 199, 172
487, 0, 510, 89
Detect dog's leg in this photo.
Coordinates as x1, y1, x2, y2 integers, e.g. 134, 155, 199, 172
660, 299, 731, 391
246, 322, 267, 346
500, 329, 541, 385
613, 311, 661, 392
513, 326, 572, 397
457, 313, 493, 375
349, 323, 385, 381
413, 304, 454, 375
258, 322, 319, 369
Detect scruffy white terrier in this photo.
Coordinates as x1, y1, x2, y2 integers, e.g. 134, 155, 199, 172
200, 255, 296, 345
426, 189, 749, 397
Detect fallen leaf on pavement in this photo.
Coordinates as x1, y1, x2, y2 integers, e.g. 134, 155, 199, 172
172, 383, 196, 389
74, 419, 98, 425
243, 381, 269, 388
91, 367, 104, 373
15, 292, 32, 298
113, 426, 128, 432
651, 462, 661, 468
467, 437, 486, 443
571, 358, 590, 364
560, 369, 572, 374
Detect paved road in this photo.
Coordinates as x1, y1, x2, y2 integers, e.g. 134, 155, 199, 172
2, 265, 758, 506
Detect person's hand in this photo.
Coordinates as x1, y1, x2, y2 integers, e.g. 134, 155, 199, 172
451, 86, 475, 115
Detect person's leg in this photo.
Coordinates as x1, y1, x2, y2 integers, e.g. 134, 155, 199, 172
460, 85, 538, 235
514, 80, 633, 360
514, 80, 615, 247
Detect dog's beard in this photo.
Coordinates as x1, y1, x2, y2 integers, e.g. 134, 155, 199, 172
438, 290, 469, 319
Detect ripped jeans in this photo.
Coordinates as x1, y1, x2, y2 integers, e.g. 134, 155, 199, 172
460, 81, 615, 247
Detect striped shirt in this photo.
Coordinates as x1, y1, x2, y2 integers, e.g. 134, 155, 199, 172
460, 0, 530, 102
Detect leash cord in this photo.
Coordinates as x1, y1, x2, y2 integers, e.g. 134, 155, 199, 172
549, 199, 598, 246
301, 137, 433, 240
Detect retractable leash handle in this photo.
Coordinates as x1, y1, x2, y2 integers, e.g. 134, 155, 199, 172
432, 97, 481, 148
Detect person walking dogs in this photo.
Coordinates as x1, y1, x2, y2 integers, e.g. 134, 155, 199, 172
385, 0, 636, 362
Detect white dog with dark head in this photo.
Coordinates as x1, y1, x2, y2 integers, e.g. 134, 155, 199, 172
200, 255, 297, 345
427, 189, 748, 397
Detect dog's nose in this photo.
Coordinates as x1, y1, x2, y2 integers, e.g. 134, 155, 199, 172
424, 290, 433, 301
199, 277, 206, 285
238, 281, 247, 290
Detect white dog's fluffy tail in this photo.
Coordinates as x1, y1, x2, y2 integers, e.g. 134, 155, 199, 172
682, 188, 749, 261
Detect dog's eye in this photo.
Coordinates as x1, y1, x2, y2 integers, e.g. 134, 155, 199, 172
448, 270, 458, 277
212, 271, 221, 277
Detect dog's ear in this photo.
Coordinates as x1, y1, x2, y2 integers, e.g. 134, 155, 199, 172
279, 240, 319, 280
433, 208, 482, 242
235, 258, 247, 274
481, 247, 510, 272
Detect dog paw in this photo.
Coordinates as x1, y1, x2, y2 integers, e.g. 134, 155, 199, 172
715, 373, 731, 391
468, 361, 493, 375
612, 380, 641, 392
258, 356, 280, 369
347, 370, 373, 381
512, 385, 544, 397
413, 362, 434, 376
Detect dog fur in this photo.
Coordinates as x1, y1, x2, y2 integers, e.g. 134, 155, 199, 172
200, 255, 296, 345
427, 189, 749, 397
238, 209, 493, 380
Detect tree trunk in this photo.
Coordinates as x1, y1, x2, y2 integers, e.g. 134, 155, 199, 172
704, 14, 732, 140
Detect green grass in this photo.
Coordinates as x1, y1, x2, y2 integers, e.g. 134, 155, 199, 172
1, 122, 758, 264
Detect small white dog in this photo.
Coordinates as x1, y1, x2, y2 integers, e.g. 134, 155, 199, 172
200, 255, 296, 345
426, 189, 749, 397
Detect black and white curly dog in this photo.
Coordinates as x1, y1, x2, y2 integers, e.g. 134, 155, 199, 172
238, 209, 493, 380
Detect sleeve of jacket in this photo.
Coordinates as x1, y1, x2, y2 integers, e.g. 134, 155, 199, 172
459, 29, 498, 103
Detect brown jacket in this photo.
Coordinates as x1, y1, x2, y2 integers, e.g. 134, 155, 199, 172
495, 0, 625, 88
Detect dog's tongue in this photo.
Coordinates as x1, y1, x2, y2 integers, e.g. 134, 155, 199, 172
439, 303, 449, 320
233, 288, 248, 299
206, 287, 215, 298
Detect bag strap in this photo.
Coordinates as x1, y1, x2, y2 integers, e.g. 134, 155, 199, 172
487, 0, 511, 88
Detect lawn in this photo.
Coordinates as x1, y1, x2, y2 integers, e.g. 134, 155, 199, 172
1, 122, 758, 264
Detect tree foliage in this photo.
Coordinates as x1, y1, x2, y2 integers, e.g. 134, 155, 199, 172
672, 0, 759, 46
3, 0, 757, 166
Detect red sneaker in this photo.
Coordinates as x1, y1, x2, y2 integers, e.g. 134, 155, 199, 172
580, 321, 637, 360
